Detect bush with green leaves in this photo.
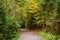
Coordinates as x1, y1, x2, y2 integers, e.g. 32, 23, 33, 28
0, 0, 21, 40
38, 32, 59, 40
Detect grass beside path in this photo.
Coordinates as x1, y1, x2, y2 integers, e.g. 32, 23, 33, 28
38, 31, 60, 40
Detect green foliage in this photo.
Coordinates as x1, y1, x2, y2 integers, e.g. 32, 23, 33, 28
0, 0, 60, 40
38, 32, 60, 40
0, 0, 21, 40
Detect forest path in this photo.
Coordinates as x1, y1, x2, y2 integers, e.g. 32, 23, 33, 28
19, 29, 44, 40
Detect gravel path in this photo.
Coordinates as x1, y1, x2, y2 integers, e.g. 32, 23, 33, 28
19, 29, 44, 40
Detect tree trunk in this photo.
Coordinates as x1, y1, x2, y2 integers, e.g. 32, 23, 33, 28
42, 19, 45, 29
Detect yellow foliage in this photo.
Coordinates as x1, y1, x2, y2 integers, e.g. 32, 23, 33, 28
26, 0, 38, 13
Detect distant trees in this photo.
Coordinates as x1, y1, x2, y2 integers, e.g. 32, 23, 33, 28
14, 0, 60, 33
38, 0, 60, 34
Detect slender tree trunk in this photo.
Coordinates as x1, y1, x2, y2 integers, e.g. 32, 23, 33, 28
42, 19, 45, 29
54, 21, 57, 29
45, 21, 47, 31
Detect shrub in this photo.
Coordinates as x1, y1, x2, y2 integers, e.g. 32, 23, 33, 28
38, 32, 58, 40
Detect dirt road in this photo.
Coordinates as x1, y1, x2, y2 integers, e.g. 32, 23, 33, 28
19, 29, 44, 40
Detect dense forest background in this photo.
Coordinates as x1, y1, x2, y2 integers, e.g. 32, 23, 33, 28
0, 0, 60, 40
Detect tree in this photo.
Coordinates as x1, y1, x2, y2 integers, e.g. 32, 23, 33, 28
38, 0, 57, 31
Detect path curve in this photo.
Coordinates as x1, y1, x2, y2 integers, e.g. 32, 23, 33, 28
19, 29, 44, 40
